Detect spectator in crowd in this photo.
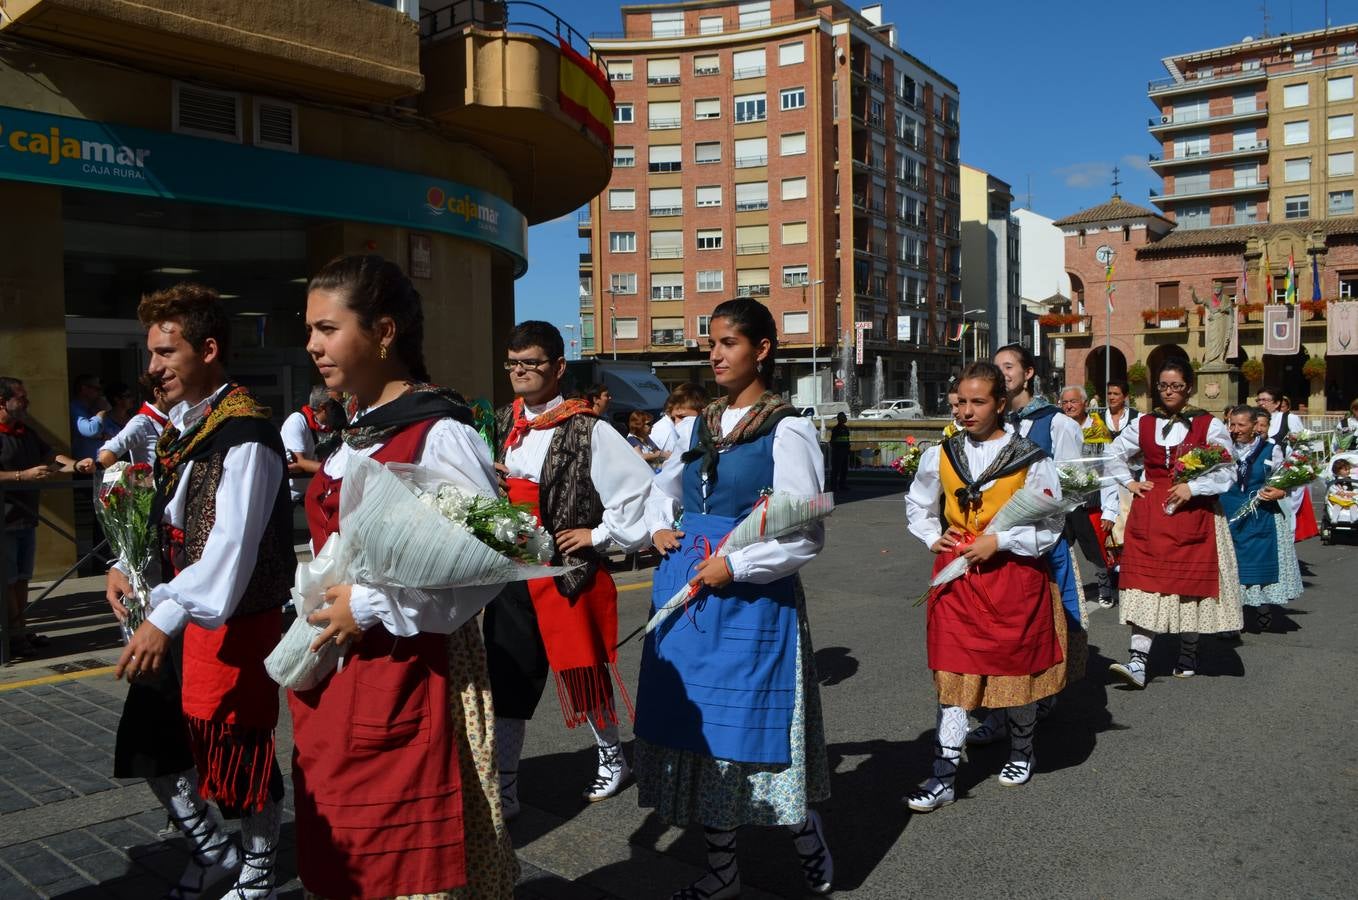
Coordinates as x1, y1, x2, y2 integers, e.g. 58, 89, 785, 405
584, 383, 612, 419
650, 383, 708, 454
1, 376, 76, 657
1339, 397, 1358, 435
69, 373, 110, 460
75, 373, 171, 472
102, 383, 136, 438
1253, 407, 1271, 438
280, 386, 339, 503
626, 411, 667, 470
829, 411, 851, 491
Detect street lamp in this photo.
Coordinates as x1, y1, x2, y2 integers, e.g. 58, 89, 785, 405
803, 278, 826, 402
607, 287, 618, 361
959, 308, 985, 368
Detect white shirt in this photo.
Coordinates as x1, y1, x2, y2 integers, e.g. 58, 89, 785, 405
644, 408, 826, 584
98, 411, 165, 466
321, 416, 503, 636
1269, 411, 1304, 440
1233, 437, 1284, 475
650, 413, 678, 454
905, 425, 1063, 558
1103, 413, 1236, 509
146, 384, 286, 637
503, 396, 654, 552
1105, 407, 1139, 435
280, 410, 317, 502
1016, 409, 1084, 463
1073, 414, 1124, 523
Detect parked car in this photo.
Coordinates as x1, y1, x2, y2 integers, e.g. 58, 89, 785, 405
858, 399, 924, 420
797, 402, 852, 422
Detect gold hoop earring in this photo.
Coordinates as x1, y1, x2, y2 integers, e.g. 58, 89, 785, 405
379, 345, 388, 360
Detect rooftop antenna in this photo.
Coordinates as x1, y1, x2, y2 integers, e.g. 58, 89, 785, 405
1260, 2, 1271, 38
1111, 165, 1122, 198
1026, 174, 1033, 210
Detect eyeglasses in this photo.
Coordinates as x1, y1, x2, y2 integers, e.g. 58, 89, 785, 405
502, 358, 552, 371
1156, 382, 1189, 393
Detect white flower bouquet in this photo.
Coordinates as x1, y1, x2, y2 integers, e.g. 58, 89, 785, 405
915, 482, 1081, 606
644, 490, 835, 635
266, 455, 570, 690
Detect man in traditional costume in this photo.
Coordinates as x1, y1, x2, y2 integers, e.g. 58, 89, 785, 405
111, 284, 292, 899
1059, 385, 1116, 606
485, 321, 653, 819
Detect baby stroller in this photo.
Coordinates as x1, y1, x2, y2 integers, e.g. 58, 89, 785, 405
1321, 451, 1358, 544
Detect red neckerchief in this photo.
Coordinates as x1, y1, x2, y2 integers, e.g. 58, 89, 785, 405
138, 403, 169, 427
503, 396, 597, 451
0, 419, 25, 436
301, 405, 330, 433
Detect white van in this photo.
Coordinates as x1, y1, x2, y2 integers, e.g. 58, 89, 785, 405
859, 399, 924, 420
798, 402, 852, 421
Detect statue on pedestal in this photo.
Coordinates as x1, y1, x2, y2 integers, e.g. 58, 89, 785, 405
1192, 284, 1235, 368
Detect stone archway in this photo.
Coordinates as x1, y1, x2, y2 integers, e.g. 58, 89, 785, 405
1068, 273, 1085, 310
1085, 345, 1128, 398
1146, 343, 1191, 388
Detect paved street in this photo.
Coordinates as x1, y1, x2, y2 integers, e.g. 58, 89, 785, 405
1, 481, 1355, 899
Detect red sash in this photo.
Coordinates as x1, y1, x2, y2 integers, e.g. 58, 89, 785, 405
506, 476, 631, 728
1294, 490, 1319, 542
289, 419, 466, 898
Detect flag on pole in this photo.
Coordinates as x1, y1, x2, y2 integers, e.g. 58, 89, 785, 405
1104, 258, 1116, 313
1241, 256, 1249, 304
949, 321, 970, 342
1285, 253, 1297, 304
1311, 253, 1322, 302
1261, 243, 1273, 300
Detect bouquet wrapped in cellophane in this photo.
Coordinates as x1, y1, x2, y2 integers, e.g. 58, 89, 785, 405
915, 463, 1101, 606
889, 436, 925, 477
644, 490, 835, 635
266, 455, 571, 690
93, 463, 157, 643
1165, 443, 1232, 514
1228, 446, 1322, 523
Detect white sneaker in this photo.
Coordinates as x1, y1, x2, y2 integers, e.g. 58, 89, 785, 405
904, 779, 956, 813
1172, 666, 1196, 678
1109, 660, 1147, 689
585, 742, 631, 802
997, 755, 1034, 787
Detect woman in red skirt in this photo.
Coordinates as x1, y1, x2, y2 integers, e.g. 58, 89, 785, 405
1106, 360, 1243, 689
291, 255, 517, 898
904, 362, 1068, 811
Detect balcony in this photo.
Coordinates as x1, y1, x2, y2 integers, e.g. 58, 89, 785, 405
1149, 103, 1268, 134
733, 65, 766, 79
650, 247, 683, 259
1148, 65, 1268, 97
734, 200, 768, 212
734, 155, 768, 169
652, 329, 685, 346
418, 1, 614, 223
1148, 140, 1269, 169
736, 242, 769, 254
649, 117, 682, 130
1150, 178, 1269, 205
647, 75, 679, 85
578, 252, 592, 270
0, 0, 423, 102
577, 209, 591, 235
734, 284, 770, 297
649, 206, 682, 217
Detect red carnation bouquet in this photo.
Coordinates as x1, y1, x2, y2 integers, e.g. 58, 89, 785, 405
1165, 443, 1232, 514
93, 462, 157, 642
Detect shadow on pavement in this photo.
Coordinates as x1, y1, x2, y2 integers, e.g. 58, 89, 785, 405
813, 646, 858, 687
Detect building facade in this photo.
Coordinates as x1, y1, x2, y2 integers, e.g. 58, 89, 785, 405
0, 0, 613, 576
960, 163, 1022, 362
1148, 25, 1358, 229
580, 0, 962, 410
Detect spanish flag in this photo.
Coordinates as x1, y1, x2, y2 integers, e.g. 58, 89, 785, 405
558, 40, 614, 148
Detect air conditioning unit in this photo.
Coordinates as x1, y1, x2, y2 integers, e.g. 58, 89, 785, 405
1161, 115, 1171, 124
683, 339, 699, 348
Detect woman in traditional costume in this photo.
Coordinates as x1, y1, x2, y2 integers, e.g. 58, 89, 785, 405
1219, 405, 1301, 633
289, 255, 517, 899
904, 362, 1067, 811
635, 298, 833, 900
1106, 360, 1243, 688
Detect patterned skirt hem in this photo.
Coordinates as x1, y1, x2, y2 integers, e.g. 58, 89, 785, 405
1119, 513, 1245, 634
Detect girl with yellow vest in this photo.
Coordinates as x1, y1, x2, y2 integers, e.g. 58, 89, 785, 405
904, 362, 1068, 812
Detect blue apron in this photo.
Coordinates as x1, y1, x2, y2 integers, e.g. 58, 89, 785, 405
633, 427, 799, 764
1022, 406, 1083, 629
1220, 441, 1281, 586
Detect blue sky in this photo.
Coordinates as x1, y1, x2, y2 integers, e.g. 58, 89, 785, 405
515, 0, 1358, 329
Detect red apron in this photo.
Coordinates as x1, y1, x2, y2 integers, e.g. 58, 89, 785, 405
289, 419, 466, 899
1118, 414, 1221, 598
505, 476, 631, 728
1294, 489, 1319, 542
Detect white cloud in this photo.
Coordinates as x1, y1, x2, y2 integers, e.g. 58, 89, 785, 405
1120, 153, 1153, 173
1054, 161, 1111, 189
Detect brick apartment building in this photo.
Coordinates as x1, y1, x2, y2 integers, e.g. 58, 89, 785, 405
579, 0, 962, 409
1048, 25, 1358, 413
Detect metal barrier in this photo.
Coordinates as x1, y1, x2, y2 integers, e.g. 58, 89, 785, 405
419, 0, 609, 76
0, 478, 111, 666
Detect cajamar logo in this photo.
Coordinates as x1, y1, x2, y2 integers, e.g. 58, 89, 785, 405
424, 185, 500, 229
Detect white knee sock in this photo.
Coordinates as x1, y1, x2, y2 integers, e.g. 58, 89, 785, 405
235, 797, 280, 899
1129, 630, 1152, 669
587, 715, 620, 750
934, 705, 967, 783
146, 770, 235, 867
